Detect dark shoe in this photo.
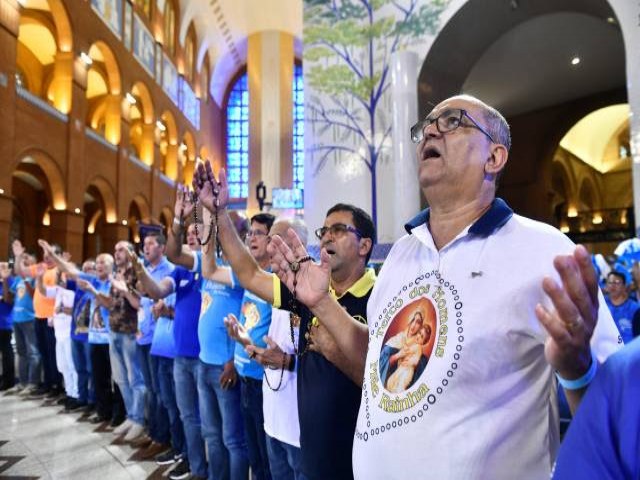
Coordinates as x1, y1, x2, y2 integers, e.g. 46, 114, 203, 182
65, 399, 86, 411
46, 386, 63, 398
89, 414, 110, 424
131, 434, 153, 449
156, 449, 182, 465
168, 459, 190, 480
83, 403, 95, 413
110, 416, 126, 428
29, 386, 49, 397
57, 396, 70, 406
140, 442, 170, 460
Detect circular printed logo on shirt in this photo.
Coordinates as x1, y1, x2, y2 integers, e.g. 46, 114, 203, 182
357, 270, 464, 442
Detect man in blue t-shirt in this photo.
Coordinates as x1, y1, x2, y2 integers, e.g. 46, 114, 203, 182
604, 271, 640, 344
136, 221, 207, 480
166, 188, 250, 480
0, 264, 16, 390
205, 212, 276, 480
553, 337, 640, 479
4, 256, 40, 394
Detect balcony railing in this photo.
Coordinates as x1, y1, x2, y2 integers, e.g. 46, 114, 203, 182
16, 86, 68, 123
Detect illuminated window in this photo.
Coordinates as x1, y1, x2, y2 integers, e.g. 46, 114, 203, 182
225, 72, 249, 199
164, 1, 176, 55
184, 31, 195, 83
292, 64, 304, 192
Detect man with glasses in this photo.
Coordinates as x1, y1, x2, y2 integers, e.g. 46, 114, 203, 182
192, 160, 376, 480
266, 94, 622, 479
604, 271, 640, 344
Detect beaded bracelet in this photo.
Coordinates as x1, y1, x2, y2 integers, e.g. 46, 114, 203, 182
555, 350, 598, 390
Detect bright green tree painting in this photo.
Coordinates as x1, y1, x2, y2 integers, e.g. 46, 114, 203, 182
304, 0, 449, 226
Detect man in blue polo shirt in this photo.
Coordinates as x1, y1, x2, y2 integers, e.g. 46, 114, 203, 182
0, 263, 15, 391
135, 221, 207, 480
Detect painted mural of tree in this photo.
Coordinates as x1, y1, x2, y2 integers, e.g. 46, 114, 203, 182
305, 0, 448, 226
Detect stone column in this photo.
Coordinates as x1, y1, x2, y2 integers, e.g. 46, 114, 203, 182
247, 31, 294, 213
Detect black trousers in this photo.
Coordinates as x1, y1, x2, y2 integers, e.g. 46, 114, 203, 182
90, 343, 125, 420
0, 329, 15, 388
34, 319, 61, 388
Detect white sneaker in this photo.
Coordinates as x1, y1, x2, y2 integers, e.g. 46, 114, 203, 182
123, 422, 145, 442
113, 419, 133, 436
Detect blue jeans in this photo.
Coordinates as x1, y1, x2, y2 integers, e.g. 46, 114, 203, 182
137, 343, 169, 444
71, 338, 93, 404
240, 377, 271, 480
109, 332, 146, 424
198, 361, 249, 480
266, 435, 306, 480
13, 320, 41, 386
156, 356, 185, 455
174, 356, 207, 477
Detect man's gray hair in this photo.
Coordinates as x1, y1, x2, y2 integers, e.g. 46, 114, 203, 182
274, 217, 309, 247
454, 94, 511, 151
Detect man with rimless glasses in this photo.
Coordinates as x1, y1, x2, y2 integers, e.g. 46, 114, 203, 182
192, 160, 376, 480
266, 95, 622, 479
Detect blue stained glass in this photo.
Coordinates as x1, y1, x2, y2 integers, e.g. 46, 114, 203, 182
225, 72, 249, 198
292, 64, 305, 194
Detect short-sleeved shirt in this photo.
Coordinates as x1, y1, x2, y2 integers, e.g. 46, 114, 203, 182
29, 264, 57, 319
109, 266, 140, 335
0, 278, 13, 330
605, 296, 640, 345
45, 285, 75, 340
10, 277, 35, 323
65, 280, 90, 342
232, 271, 273, 380
139, 257, 174, 345
198, 255, 244, 366
553, 338, 640, 479
273, 269, 376, 480
78, 273, 111, 344
150, 298, 177, 358
168, 265, 202, 358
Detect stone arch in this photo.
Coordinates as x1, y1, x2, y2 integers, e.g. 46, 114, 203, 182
89, 41, 122, 95
159, 111, 179, 180
130, 194, 151, 222
130, 81, 154, 124
578, 176, 601, 211
159, 206, 173, 232
85, 175, 117, 223
180, 130, 197, 185
12, 148, 66, 210
129, 82, 155, 165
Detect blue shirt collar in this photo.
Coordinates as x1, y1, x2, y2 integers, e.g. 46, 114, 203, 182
404, 198, 513, 237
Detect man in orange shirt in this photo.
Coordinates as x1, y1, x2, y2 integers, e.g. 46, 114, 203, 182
13, 239, 63, 397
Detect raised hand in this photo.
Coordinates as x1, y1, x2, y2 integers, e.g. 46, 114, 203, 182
151, 299, 165, 320
34, 264, 46, 277
245, 336, 285, 369
536, 245, 598, 379
192, 161, 229, 213
12, 240, 25, 258
37, 239, 55, 257
111, 275, 129, 294
224, 313, 252, 347
267, 228, 331, 310
0, 262, 10, 279
174, 184, 195, 220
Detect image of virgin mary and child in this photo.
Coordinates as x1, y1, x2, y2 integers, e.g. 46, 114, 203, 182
379, 309, 432, 393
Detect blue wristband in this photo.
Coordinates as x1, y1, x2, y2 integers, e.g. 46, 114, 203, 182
555, 351, 598, 390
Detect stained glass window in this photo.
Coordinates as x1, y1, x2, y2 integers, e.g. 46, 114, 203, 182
226, 73, 249, 199
292, 64, 304, 193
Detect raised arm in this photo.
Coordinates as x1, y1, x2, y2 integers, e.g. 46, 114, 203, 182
37, 239, 81, 278
193, 162, 273, 302
200, 220, 232, 285
11, 240, 28, 278
267, 230, 369, 383
128, 250, 174, 300
167, 184, 197, 270
0, 263, 13, 304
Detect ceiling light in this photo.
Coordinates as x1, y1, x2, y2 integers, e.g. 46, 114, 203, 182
567, 206, 578, 218
592, 214, 603, 225
79, 52, 93, 67
179, 142, 187, 152
122, 219, 128, 226
74, 207, 81, 214
571, 57, 580, 66
126, 93, 137, 105
156, 120, 166, 131
606, 17, 617, 25
0, 188, 4, 194
560, 224, 570, 234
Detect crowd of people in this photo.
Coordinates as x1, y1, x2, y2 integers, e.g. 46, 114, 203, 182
0, 95, 639, 480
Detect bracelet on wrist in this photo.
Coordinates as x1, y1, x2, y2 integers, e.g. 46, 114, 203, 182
555, 350, 598, 390
173, 217, 184, 227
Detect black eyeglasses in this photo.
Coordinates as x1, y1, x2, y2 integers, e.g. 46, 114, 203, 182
410, 108, 496, 144
314, 223, 362, 240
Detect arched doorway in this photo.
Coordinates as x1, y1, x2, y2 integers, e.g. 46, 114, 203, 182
418, 0, 627, 236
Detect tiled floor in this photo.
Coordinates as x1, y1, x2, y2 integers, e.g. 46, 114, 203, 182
0, 391, 169, 479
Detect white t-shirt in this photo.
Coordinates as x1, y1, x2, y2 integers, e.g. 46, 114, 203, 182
46, 286, 75, 341
352, 204, 622, 480
262, 307, 301, 448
